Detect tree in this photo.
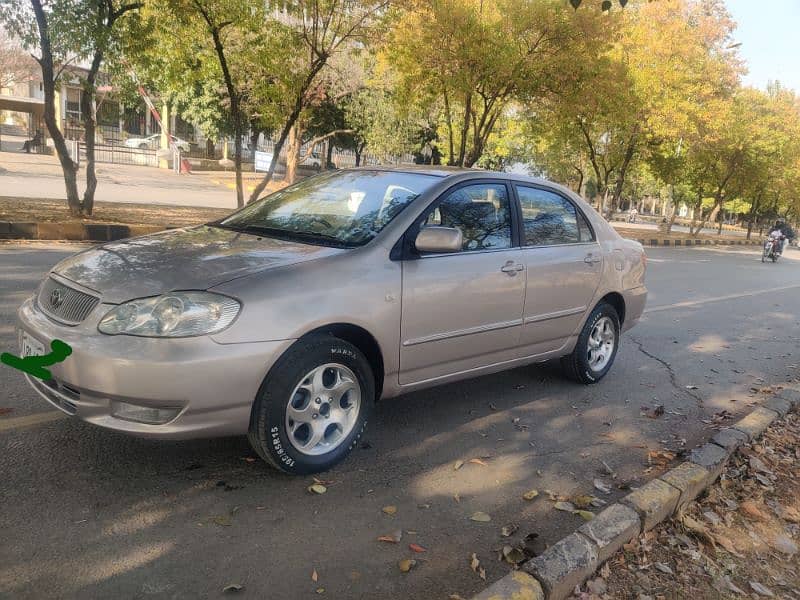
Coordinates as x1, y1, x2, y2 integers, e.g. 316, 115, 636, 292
386, 0, 606, 169
1, 0, 83, 213
0, 28, 37, 90
1, 0, 140, 216
246, 0, 389, 201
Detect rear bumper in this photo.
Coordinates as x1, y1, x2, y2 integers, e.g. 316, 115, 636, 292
622, 285, 647, 332
17, 297, 294, 439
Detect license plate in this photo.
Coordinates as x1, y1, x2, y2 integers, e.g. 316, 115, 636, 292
21, 331, 45, 357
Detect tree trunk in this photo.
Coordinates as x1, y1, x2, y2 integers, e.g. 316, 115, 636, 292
285, 123, 301, 185
326, 140, 334, 168
355, 141, 365, 167
206, 20, 243, 207
456, 93, 471, 166
81, 87, 97, 216
610, 137, 637, 215
30, 0, 81, 215
80, 49, 104, 216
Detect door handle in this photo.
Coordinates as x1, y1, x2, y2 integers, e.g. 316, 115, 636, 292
584, 254, 601, 265
501, 261, 524, 275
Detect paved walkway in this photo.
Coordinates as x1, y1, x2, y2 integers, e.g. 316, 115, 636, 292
0, 150, 241, 210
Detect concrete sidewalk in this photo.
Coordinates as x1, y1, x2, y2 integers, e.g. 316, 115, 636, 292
0, 150, 239, 210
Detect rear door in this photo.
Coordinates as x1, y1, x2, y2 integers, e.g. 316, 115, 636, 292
399, 181, 526, 385
514, 184, 603, 357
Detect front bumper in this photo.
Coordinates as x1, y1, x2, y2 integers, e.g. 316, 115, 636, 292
16, 297, 293, 439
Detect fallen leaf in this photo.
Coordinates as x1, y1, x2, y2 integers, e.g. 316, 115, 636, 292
382, 505, 397, 516
453, 493, 461, 503
522, 489, 539, 501
714, 534, 742, 557
470, 553, 480, 572
571, 494, 593, 509
312, 569, 318, 582
377, 530, 402, 543
470, 511, 491, 522
740, 501, 767, 521
749, 581, 774, 597
642, 404, 665, 419
685, 385, 699, 390
308, 484, 327, 495
469, 458, 488, 466
398, 559, 417, 573
315, 588, 325, 594
655, 562, 673, 575
593, 479, 612, 494
770, 535, 798, 556
501, 545, 525, 565
554, 501, 576, 512
479, 568, 486, 581
574, 510, 594, 521
222, 584, 243, 593
210, 515, 232, 527
408, 543, 427, 553
500, 523, 518, 537
454, 460, 464, 471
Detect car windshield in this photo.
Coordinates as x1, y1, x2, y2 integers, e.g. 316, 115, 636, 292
216, 170, 440, 247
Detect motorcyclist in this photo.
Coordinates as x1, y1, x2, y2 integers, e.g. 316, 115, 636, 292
767, 219, 795, 254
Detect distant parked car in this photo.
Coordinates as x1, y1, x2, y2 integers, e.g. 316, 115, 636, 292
16, 168, 647, 474
124, 134, 190, 152
301, 150, 323, 169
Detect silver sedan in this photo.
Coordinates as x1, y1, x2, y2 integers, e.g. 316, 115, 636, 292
16, 168, 647, 473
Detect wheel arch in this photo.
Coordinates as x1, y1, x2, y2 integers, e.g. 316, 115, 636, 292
300, 323, 385, 401
598, 292, 626, 326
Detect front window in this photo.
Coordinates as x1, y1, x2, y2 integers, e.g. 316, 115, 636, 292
217, 170, 439, 247
422, 183, 512, 251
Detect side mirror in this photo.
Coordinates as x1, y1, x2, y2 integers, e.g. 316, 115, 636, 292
414, 226, 463, 253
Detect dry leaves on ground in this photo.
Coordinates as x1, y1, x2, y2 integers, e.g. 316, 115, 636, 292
572, 412, 800, 600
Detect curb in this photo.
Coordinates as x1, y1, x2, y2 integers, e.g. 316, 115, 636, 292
0, 221, 171, 242
630, 237, 761, 248
470, 388, 800, 600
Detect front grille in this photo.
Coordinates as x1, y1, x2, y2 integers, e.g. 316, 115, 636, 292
37, 277, 100, 325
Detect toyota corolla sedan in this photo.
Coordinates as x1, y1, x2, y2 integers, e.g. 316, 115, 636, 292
17, 168, 647, 474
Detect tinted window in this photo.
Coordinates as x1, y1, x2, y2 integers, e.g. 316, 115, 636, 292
218, 170, 439, 247
518, 186, 580, 246
423, 183, 512, 251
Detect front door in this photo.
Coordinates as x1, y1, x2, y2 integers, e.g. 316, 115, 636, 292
400, 182, 526, 385
514, 185, 603, 357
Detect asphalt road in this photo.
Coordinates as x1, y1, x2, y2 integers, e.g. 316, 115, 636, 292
1, 243, 799, 600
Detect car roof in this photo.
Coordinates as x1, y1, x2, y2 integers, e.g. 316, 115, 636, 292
344, 165, 566, 189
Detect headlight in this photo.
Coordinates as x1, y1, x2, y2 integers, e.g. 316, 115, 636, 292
98, 292, 240, 337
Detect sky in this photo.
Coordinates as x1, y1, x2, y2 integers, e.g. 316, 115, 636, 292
725, 0, 800, 93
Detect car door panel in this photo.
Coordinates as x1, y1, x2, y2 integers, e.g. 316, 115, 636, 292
514, 185, 603, 357
518, 244, 602, 356
398, 181, 526, 386
400, 249, 525, 384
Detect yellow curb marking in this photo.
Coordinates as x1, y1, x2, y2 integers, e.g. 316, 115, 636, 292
0, 411, 65, 432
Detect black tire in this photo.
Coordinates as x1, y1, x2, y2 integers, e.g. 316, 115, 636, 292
561, 302, 621, 385
248, 335, 374, 475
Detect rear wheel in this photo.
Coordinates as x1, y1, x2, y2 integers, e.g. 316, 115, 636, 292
561, 303, 620, 384
248, 335, 374, 474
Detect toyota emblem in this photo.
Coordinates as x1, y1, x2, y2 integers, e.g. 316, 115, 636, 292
49, 288, 64, 309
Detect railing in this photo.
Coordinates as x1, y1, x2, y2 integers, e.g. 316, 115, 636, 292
78, 142, 159, 167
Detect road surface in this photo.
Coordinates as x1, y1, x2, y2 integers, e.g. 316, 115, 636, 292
1, 243, 798, 599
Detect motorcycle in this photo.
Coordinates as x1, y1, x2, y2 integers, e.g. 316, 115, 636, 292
762, 234, 785, 263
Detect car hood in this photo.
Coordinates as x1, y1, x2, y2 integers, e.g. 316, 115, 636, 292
52, 225, 345, 303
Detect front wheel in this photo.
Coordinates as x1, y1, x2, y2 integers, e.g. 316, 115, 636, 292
248, 335, 374, 474
561, 303, 620, 384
